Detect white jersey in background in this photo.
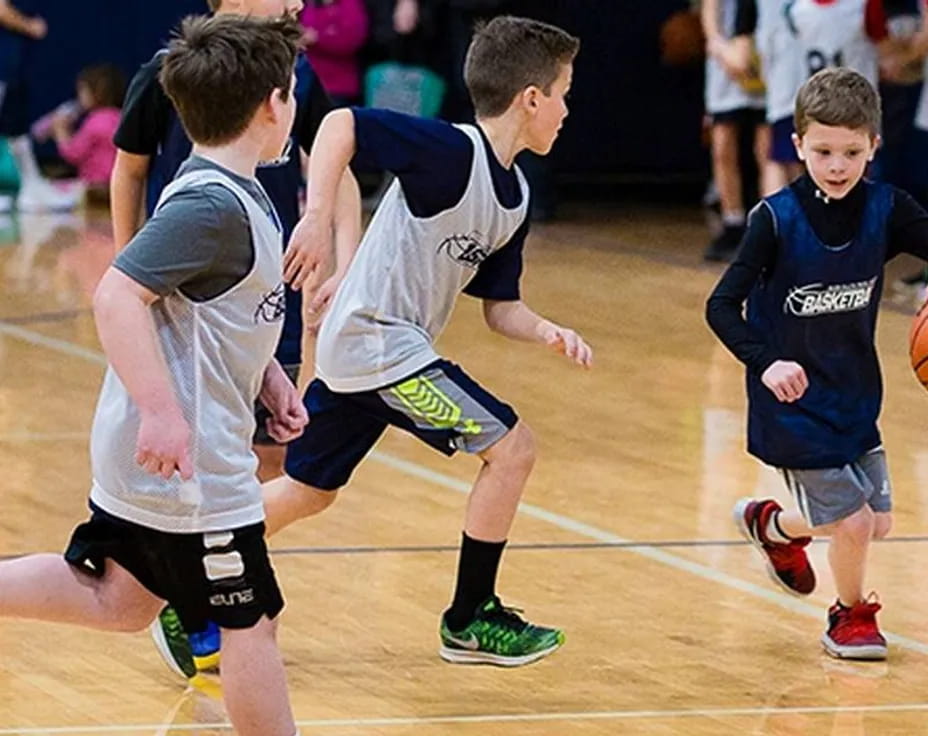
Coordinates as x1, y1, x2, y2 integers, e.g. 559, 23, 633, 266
788, 0, 879, 87
706, 0, 766, 114
90, 169, 284, 533
316, 124, 529, 393
756, 0, 804, 123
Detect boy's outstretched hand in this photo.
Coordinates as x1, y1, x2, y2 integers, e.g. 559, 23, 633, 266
762, 360, 808, 403
541, 323, 593, 368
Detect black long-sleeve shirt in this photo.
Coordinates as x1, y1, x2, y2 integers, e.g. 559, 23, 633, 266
706, 174, 928, 376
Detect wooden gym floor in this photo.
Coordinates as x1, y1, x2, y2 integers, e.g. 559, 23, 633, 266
1, 202, 928, 735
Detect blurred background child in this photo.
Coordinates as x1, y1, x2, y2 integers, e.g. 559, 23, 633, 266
300, 0, 369, 107
37, 64, 125, 207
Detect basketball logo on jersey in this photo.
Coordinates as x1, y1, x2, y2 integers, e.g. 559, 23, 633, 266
254, 282, 286, 324
438, 231, 490, 269
784, 277, 877, 317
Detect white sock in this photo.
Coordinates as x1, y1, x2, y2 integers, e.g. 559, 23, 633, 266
9, 135, 42, 185
764, 511, 791, 544
722, 210, 745, 228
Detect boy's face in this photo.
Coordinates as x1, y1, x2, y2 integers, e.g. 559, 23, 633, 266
523, 63, 572, 156
261, 73, 298, 162
218, 0, 303, 18
792, 122, 879, 200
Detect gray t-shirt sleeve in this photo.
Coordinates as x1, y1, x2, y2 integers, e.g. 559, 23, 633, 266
114, 184, 253, 301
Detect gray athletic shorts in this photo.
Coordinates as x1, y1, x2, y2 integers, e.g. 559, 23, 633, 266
780, 448, 892, 527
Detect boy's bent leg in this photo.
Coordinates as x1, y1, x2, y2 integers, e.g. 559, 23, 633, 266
781, 460, 887, 659
367, 360, 564, 666
0, 553, 161, 632
443, 418, 563, 666
221, 616, 296, 736
464, 421, 536, 542
263, 475, 338, 538
444, 422, 536, 629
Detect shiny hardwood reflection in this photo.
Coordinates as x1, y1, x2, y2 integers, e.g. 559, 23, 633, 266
1, 202, 927, 735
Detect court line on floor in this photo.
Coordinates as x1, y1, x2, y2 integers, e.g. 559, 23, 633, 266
0, 308, 91, 325
3, 321, 928, 657
7, 534, 928, 563
4, 702, 928, 734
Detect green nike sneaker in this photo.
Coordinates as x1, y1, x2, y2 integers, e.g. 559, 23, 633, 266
439, 596, 565, 666
149, 605, 197, 680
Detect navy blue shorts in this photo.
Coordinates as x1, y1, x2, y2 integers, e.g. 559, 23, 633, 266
711, 106, 767, 127
770, 116, 799, 164
285, 359, 518, 490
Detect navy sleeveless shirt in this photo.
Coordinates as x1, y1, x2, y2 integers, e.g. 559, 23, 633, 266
745, 180, 894, 469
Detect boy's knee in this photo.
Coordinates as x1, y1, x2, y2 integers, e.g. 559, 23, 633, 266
105, 597, 159, 632
833, 506, 875, 541
302, 486, 338, 515
486, 422, 536, 472
872, 513, 892, 540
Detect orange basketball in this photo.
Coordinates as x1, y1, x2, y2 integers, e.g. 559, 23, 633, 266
909, 300, 928, 386
659, 10, 705, 67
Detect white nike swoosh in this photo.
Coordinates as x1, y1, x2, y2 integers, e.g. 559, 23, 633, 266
447, 633, 480, 650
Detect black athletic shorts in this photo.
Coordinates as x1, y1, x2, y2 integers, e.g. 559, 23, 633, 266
65, 504, 284, 633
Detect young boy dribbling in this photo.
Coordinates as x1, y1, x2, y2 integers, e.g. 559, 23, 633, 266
707, 67, 928, 660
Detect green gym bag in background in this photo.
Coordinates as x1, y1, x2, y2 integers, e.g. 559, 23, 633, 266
364, 62, 446, 118
0, 137, 21, 193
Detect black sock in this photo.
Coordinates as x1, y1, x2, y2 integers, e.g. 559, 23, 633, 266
444, 532, 506, 631
770, 511, 794, 543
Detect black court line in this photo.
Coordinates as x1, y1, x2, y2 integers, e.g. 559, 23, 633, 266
5, 535, 928, 561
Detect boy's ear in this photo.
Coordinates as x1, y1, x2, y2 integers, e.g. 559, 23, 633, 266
870, 134, 882, 160
264, 88, 283, 123
791, 132, 804, 161
522, 85, 539, 111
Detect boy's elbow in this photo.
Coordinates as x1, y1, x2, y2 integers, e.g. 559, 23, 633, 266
705, 296, 723, 333
112, 150, 150, 182
92, 275, 114, 321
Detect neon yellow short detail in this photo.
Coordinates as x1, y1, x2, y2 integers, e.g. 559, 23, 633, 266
389, 376, 482, 434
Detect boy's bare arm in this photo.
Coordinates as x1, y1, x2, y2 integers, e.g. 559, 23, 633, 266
284, 108, 357, 289
93, 268, 192, 479
304, 168, 362, 331
110, 150, 150, 254
0, 0, 45, 39
481, 299, 593, 368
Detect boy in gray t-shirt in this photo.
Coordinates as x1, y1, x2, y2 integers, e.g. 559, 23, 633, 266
0, 16, 306, 736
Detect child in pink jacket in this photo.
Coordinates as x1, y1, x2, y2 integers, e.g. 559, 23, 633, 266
300, 0, 369, 105
49, 64, 125, 200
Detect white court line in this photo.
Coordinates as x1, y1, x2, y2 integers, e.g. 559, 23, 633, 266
3, 702, 928, 734
0, 430, 88, 442
369, 450, 928, 655
3, 319, 928, 656
0, 322, 106, 366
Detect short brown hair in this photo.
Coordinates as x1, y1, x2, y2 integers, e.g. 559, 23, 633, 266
160, 14, 303, 146
464, 16, 579, 118
77, 64, 126, 109
205, 0, 221, 11
794, 67, 881, 137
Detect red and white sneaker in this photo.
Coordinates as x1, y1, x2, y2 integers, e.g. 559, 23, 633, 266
733, 497, 816, 596
822, 595, 887, 661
